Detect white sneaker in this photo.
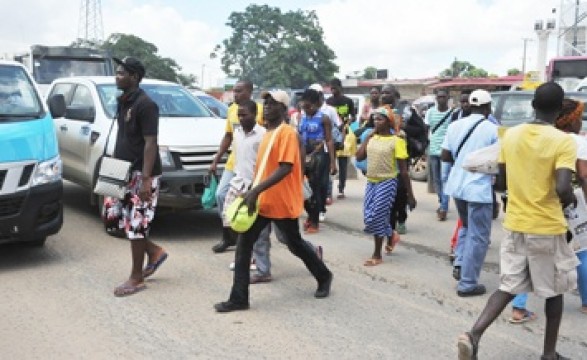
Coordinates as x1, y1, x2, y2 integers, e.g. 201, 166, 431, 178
319, 212, 326, 222
229, 262, 257, 271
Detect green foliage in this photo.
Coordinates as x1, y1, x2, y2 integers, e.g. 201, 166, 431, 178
99, 33, 197, 86
440, 59, 489, 78
507, 68, 521, 76
212, 4, 339, 88
363, 66, 377, 80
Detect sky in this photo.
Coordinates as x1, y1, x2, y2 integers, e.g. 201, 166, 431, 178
0, 0, 568, 88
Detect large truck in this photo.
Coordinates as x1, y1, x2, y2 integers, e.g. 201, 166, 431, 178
13, 45, 114, 95
0, 60, 64, 246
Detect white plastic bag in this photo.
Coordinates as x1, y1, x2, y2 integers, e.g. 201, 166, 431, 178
462, 142, 500, 174
564, 188, 587, 253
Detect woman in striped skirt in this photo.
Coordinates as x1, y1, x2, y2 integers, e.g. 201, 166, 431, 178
355, 107, 417, 266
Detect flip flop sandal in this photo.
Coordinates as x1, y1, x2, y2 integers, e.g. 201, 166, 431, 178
508, 310, 537, 324
363, 258, 383, 267
114, 282, 146, 297
143, 252, 168, 278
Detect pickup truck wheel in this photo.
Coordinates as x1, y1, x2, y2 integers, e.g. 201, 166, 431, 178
409, 156, 428, 182
28, 237, 47, 247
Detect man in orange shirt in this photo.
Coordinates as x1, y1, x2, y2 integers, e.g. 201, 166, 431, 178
214, 90, 333, 312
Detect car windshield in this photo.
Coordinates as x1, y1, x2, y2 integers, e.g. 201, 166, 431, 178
196, 94, 228, 118
0, 65, 43, 120
97, 84, 215, 118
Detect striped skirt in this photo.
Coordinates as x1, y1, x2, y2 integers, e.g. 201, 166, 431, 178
363, 178, 398, 237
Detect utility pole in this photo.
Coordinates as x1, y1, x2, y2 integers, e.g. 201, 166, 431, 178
201, 64, 206, 89
522, 38, 533, 74
77, 0, 104, 44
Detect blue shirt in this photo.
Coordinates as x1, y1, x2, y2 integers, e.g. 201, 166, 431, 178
441, 114, 498, 203
425, 107, 453, 156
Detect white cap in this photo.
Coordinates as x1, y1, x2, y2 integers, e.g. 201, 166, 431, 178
261, 90, 290, 108
469, 90, 492, 106
309, 83, 324, 93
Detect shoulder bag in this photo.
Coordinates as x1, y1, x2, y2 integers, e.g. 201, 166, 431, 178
93, 116, 132, 199
431, 109, 454, 134
454, 117, 486, 160
227, 124, 283, 233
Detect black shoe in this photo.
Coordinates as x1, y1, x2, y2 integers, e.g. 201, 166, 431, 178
315, 273, 333, 298
212, 228, 237, 253
457, 284, 486, 297
452, 266, 461, 281
214, 300, 249, 313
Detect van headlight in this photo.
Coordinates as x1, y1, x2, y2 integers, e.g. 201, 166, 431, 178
159, 146, 175, 168
31, 156, 62, 186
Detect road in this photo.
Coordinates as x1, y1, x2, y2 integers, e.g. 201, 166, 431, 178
0, 179, 585, 360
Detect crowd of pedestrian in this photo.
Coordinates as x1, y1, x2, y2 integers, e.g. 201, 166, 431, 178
102, 56, 585, 359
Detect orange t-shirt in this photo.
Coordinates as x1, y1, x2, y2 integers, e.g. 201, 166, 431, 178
255, 125, 303, 219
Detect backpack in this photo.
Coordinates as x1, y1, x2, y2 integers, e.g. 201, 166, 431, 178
404, 107, 428, 158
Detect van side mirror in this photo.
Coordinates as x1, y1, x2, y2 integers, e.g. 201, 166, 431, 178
48, 94, 66, 118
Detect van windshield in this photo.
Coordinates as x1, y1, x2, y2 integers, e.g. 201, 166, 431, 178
0, 65, 43, 120
97, 84, 215, 119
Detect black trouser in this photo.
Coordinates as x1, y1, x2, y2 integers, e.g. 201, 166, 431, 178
390, 176, 407, 229
337, 156, 348, 194
306, 152, 330, 225
228, 216, 332, 305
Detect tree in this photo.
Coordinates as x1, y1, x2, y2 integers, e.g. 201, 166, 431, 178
440, 59, 489, 78
99, 33, 197, 86
211, 4, 339, 88
507, 68, 521, 76
363, 66, 377, 80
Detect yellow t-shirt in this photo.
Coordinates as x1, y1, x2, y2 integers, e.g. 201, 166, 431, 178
224, 102, 264, 171
336, 126, 358, 157
366, 135, 408, 182
499, 124, 576, 234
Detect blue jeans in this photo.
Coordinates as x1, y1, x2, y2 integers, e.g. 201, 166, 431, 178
429, 155, 449, 211
512, 293, 528, 309
577, 250, 587, 306
215, 169, 235, 216
454, 199, 492, 292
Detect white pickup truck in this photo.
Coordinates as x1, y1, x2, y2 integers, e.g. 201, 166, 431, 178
46, 76, 226, 211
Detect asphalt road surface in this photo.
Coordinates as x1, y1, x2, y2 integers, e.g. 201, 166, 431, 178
0, 180, 585, 359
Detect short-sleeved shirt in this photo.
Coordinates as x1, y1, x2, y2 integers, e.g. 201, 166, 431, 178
442, 114, 498, 203
425, 107, 453, 156
499, 124, 577, 234
232, 124, 266, 184
224, 102, 264, 171
326, 95, 355, 121
114, 88, 162, 176
365, 135, 408, 182
256, 125, 303, 219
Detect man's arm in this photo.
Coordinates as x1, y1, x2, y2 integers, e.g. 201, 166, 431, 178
322, 114, 337, 175
243, 163, 293, 215
210, 132, 233, 173
556, 168, 576, 208
440, 148, 453, 164
139, 135, 158, 201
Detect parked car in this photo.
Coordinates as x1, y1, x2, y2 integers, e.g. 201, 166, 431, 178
412, 90, 587, 183
46, 77, 227, 212
0, 60, 63, 246
190, 89, 228, 118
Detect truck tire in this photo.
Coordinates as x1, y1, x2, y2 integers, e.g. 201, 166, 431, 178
409, 156, 428, 182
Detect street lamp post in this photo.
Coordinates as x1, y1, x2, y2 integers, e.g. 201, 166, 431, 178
522, 37, 533, 74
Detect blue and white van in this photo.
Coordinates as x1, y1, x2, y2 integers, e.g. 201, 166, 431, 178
0, 60, 64, 246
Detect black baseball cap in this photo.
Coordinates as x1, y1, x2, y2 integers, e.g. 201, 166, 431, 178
113, 57, 146, 79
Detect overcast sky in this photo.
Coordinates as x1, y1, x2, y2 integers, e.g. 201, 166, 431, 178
1, 0, 565, 87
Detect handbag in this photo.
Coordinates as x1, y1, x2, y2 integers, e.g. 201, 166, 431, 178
564, 188, 587, 253
227, 124, 283, 233
93, 117, 132, 199
201, 174, 218, 209
303, 178, 313, 200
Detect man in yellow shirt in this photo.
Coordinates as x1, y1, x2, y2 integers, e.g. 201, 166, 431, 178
457, 82, 579, 360
209, 80, 263, 253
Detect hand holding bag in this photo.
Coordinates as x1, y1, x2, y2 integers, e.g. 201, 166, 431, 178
93, 117, 132, 199
201, 174, 218, 209
227, 125, 283, 233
